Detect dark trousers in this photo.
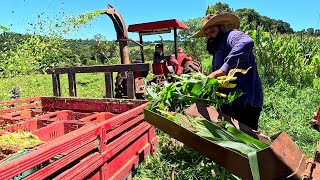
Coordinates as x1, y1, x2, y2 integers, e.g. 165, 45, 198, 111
221, 103, 262, 130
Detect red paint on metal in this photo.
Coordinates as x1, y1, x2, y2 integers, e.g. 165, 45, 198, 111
106, 114, 144, 139
314, 107, 320, 124
2, 119, 38, 134
0, 103, 39, 114
152, 63, 171, 75
170, 53, 190, 75
0, 97, 41, 107
80, 112, 116, 124
55, 152, 102, 180
0, 97, 156, 180
40, 98, 142, 114
105, 134, 150, 179
23, 141, 97, 180
88, 171, 101, 180
128, 19, 189, 32
103, 122, 151, 160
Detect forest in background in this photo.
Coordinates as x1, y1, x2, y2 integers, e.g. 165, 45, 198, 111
0, 2, 320, 79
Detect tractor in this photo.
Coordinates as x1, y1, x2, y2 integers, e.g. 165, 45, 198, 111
104, 4, 202, 98
127, 18, 202, 77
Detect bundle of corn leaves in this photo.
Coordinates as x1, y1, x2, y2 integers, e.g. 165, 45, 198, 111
145, 69, 267, 180
146, 70, 246, 112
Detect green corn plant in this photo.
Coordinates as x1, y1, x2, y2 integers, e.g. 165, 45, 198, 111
249, 27, 320, 86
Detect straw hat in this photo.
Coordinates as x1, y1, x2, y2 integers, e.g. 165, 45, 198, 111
190, 13, 240, 38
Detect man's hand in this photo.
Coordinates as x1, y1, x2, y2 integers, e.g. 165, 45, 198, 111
207, 69, 227, 78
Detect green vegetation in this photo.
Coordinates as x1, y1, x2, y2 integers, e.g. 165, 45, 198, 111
0, 132, 43, 159
0, 74, 318, 179
0, 25, 9, 31
145, 72, 245, 112
145, 72, 268, 180
0, 74, 107, 100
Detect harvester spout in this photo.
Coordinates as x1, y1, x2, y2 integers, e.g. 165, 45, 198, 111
104, 4, 130, 64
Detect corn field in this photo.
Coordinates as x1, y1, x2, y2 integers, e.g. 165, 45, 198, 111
243, 25, 320, 86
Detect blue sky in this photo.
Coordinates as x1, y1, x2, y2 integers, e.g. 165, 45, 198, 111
1, 0, 320, 41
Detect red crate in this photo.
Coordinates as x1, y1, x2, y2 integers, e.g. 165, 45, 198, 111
32, 121, 88, 142
1, 110, 94, 135
0, 97, 157, 180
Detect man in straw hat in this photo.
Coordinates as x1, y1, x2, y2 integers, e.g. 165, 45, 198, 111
190, 13, 263, 130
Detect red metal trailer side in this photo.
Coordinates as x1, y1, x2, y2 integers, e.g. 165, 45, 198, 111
0, 97, 158, 180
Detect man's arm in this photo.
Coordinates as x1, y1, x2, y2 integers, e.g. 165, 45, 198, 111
207, 69, 226, 78
208, 31, 254, 78
220, 30, 254, 72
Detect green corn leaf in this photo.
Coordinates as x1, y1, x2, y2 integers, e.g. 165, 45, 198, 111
196, 131, 223, 142
216, 128, 238, 142
200, 85, 212, 98
191, 81, 203, 96
226, 89, 243, 104
182, 81, 189, 92
215, 140, 257, 155
156, 109, 180, 123
226, 126, 269, 150
197, 120, 225, 138
0, 25, 9, 31
159, 102, 165, 110
146, 87, 159, 101
176, 73, 191, 79
206, 78, 219, 88
248, 151, 260, 180
165, 84, 176, 100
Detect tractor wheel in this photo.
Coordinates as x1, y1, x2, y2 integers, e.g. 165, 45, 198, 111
183, 59, 202, 74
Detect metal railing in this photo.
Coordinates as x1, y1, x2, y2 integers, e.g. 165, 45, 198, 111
47, 63, 150, 99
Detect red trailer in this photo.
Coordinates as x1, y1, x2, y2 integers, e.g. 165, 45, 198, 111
0, 96, 157, 180
0, 60, 156, 180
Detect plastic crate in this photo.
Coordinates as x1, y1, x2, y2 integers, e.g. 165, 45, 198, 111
1, 110, 94, 134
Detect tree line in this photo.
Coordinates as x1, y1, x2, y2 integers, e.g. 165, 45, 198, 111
0, 2, 319, 77
207, 2, 320, 36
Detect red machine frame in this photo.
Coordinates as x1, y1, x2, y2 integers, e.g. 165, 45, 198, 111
128, 19, 192, 75
128, 19, 189, 64
311, 106, 320, 131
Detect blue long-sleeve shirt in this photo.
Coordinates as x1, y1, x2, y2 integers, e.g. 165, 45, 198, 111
213, 30, 263, 108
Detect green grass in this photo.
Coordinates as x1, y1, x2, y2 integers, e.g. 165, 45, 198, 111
0, 73, 319, 179
133, 132, 239, 180
0, 73, 108, 100
259, 79, 320, 156
134, 78, 320, 179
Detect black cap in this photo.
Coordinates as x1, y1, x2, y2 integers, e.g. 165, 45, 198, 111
155, 44, 163, 49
